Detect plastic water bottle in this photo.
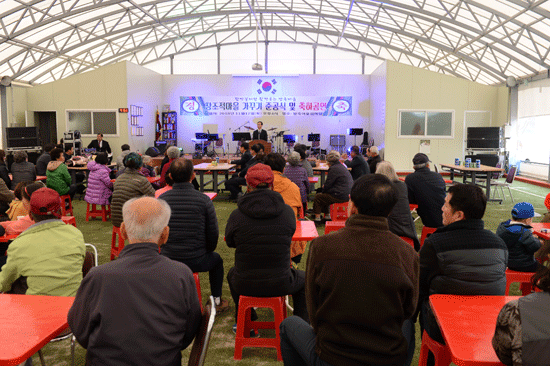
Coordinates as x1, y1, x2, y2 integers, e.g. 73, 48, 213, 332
216, 157, 220, 166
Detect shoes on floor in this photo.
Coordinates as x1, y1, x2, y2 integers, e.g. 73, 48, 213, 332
314, 220, 325, 227
232, 323, 260, 338
215, 299, 230, 314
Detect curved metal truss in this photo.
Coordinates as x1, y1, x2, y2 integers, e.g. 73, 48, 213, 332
1, 0, 550, 85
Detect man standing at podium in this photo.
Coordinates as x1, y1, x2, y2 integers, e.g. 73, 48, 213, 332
87, 133, 111, 154
252, 121, 268, 141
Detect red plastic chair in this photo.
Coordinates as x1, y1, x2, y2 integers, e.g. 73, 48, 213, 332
193, 272, 204, 313
418, 330, 452, 366
399, 236, 415, 248
297, 206, 304, 219
86, 203, 111, 221
61, 216, 77, 228
420, 227, 438, 248
505, 269, 534, 295
324, 221, 345, 235
110, 226, 125, 260
234, 296, 287, 361
329, 201, 349, 221
60, 194, 73, 216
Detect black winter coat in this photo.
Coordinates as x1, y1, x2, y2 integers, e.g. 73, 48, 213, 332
159, 182, 219, 261
225, 188, 297, 296
405, 167, 446, 228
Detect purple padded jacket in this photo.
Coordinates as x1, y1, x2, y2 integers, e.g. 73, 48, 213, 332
84, 161, 113, 205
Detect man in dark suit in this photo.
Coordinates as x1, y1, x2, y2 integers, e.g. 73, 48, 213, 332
230, 141, 252, 174
87, 133, 111, 154
252, 121, 268, 141
344, 145, 370, 180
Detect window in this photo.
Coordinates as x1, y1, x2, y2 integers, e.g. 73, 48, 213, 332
398, 110, 454, 138
67, 110, 118, 136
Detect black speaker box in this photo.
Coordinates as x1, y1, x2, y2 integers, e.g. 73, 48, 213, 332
145, 147, 160, 157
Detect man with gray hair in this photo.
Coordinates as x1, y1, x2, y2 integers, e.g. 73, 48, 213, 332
68, 197, 201, 366
159, 146, 181, 187
404, 153, 446, 228
367, 145, 382, 174
311, 150, 353, 224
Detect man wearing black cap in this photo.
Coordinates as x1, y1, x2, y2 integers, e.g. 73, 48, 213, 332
404, 153, 446, 228
225, 163, 308, 334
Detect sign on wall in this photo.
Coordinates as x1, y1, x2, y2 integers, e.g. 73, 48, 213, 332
180, 96, 352, 117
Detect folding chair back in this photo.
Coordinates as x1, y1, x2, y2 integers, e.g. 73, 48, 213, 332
188, 296, 216, 366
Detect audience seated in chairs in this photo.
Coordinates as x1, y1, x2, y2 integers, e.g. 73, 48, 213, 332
158, 158, 229, 314
0, 187, 85, 296
266, 152, 307, 264
376, 161, 421, 251
284, 151, 310, 215
47, 147, 77, 200
497, 201, 543, 272
418, 183, 508, 366
85, 152, 113, 208
6, 181, 31, 220
225, 143, 265, 201
493, 262, 550, 366
11, 150, 36, 190
405, 153, 446, 228
111, 153, 155, 228
159, 146, 181, 187
280, 174, 419, 366
225, 163, 309, 333
1, 182, 45, 236
311, 150, 353, 225
342, 145, 370, 180
68, 197, 202, 366
0, 149, 11, 189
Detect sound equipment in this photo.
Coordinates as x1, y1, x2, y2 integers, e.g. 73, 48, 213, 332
361, 132, 369, 146
6, 127, 40, 149
307, 133, 320, 142
154, 141, 168, 155
347, 128, 363, 135
466, 127, 503, 149
145, 147, 160, 157
232, 132, 252, 141
283, 135, 296, 143
329, 135, 346, 146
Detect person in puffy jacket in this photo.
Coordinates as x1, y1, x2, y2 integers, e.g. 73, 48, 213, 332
497, 202, 542, 272
85, 152, 113, 206
46, 147, 76, 200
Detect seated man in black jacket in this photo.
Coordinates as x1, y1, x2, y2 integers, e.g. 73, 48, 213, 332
405, 153, 446, 228
226, 163, 308, 333
159, 158, 229, 313
419, 183, 508, 366
68, 197, 201, 366
312, 150, 353, 223
343, 145, 370, 180
225, 143, 264, 201
230, 141, 252, 174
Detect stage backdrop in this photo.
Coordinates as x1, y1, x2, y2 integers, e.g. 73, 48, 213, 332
162, 74, 370, 156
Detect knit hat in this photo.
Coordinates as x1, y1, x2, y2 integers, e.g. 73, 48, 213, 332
246, 163, 274, 188
545, 193, 550, 211
30, 187, 62, 218
413, 153, 430, 165
511, 202, 540, 219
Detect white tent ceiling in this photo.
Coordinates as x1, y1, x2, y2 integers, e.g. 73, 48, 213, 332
1, 0, 550, 85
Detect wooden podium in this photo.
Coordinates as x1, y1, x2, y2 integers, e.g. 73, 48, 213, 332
249, 140, 272, 154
